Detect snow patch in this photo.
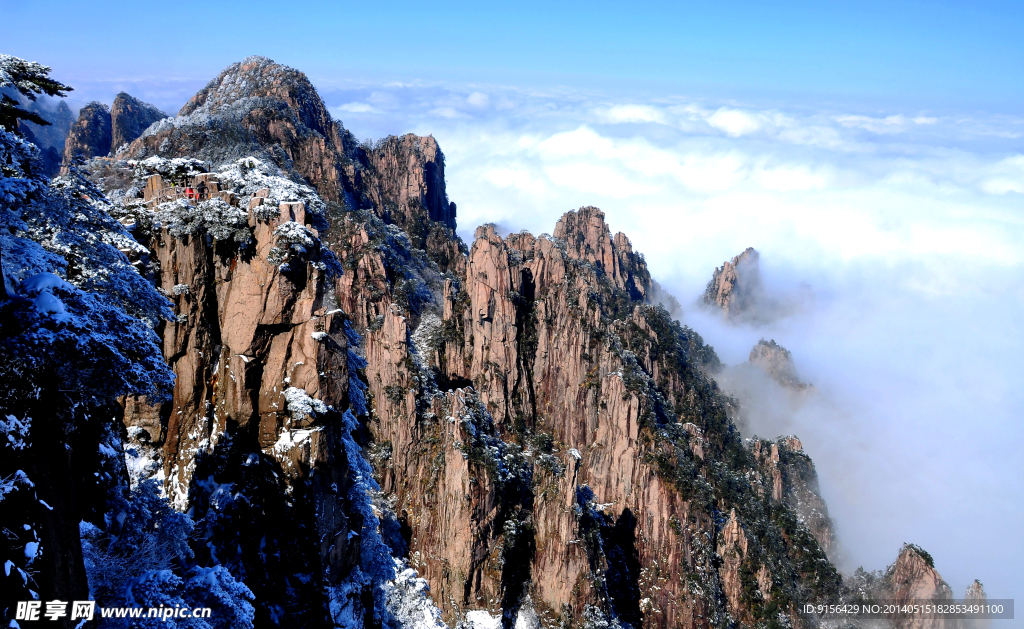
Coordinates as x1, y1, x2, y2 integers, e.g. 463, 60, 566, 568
283, 387, 327, 420
466, 610, 502, 629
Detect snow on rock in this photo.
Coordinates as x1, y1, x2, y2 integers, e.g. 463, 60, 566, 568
465, 610, 503, 629
283, 386, 327, 420
216, 157, 327, 223
268, 220, 317, 267
153, 197, 251, 244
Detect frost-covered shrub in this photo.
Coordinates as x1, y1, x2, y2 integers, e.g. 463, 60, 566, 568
182, 566, 256, 629
2, 140, 171, 325
263, 219, 342, 276
0, 270, 174, 402
80, 480, 194, 603
1, 119, 174, 615
0, 412, 39, 608
283, 386, 327, 420
153, 197, 251, 244
266, 220, 315, 266
81, 479, 255, 629
216, 157, 327, 228
130, 156, 210, 185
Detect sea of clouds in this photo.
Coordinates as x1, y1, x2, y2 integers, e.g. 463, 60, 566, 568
321, 79, 1024, 602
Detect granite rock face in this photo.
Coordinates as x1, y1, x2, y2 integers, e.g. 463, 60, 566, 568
109, 92, 166, 153
751, 436, 835, 557
358, 133, 461, 269
62, 101, 111, 165
749, 338, 810, 390
702, 247, 761, 319
360, 134, 455, 232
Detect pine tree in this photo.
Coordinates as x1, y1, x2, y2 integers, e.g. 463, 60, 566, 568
0, 54, 72, 134
1, 56, 174, 625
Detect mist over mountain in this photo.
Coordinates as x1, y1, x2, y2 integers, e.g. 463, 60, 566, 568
1, 52, 1019, 629
328, 79, 1024, 603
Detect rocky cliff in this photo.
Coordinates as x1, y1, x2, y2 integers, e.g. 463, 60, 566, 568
336, 204, 846, 628
62, 92, 165, 168
62, 101, 111, 165
110, 157, 357, 626
109, 92, 166, 153
702, 247, 761, 320
71, 57, 989, 629
749, 338, 810, 390
750, 436, 834, 557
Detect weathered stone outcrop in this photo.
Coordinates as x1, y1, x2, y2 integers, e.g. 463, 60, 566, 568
965, 581, 990, 629
887, 545, 956, 629
751, 436, 835, 556
62, 101, 111, 166
965, 580, 986, 603
356, 133, 466, 272
360, 134, 456, 235
702, 247, 762, 320
749, 338, 810, 389
109, 92, 165, 153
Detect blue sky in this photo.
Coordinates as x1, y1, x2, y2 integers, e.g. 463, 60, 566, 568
5, 0, 1024, 609
3, 0, 1023, 114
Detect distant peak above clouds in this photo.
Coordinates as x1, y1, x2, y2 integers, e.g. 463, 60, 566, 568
702, 246, 761, 319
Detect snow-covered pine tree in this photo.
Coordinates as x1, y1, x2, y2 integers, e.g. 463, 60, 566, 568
2, 57, 269, 629
2, 55, 256, 627
0, 54, 72, 139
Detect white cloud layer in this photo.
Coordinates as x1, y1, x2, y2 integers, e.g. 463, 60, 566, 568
323, 80, 1024, 600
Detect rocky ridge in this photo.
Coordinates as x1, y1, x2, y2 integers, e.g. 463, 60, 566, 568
110, 92, 166, 153
122, 56, 358, 206
61, 92, 167, 168
748, 339, 810, 390
122, 57, 462, 270
62, 101, 111, 165
844, 544, 988, 629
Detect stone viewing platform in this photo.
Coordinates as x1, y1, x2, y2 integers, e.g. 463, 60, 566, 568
142, 172, 310, 226
142, 173, 238, 207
